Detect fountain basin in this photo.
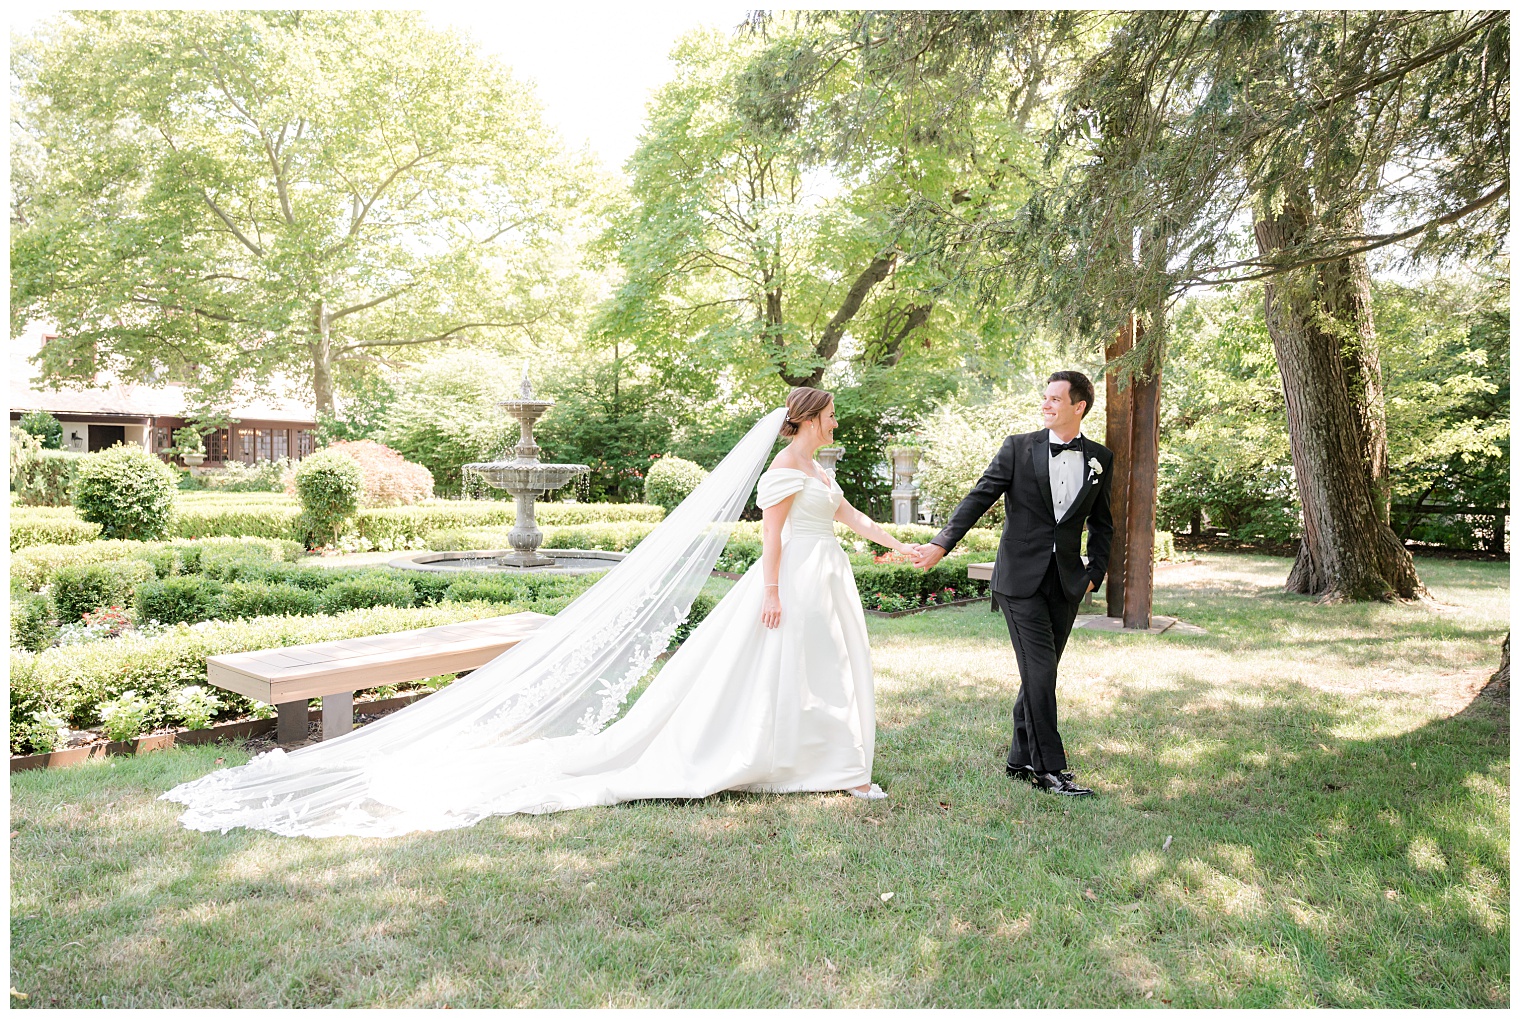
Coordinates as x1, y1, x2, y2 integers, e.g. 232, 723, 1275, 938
463, 463, 590, 491
389, 548, 626, 577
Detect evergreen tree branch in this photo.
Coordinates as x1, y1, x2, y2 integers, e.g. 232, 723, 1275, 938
1191, 180, 1508, 287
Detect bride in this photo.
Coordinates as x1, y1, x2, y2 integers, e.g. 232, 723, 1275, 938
163, 387, 919, 837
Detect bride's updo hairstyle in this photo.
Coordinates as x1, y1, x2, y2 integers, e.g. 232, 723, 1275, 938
780, 387, 833, 437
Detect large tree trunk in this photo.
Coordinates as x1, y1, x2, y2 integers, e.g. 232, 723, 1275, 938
1123, 320, 1162, 630
1487, 633, 1509, 703
1323, 211, 1392, 524
1254, 205, 1422, 601
1104, 314, 1134, 617
310, 301, 336, 419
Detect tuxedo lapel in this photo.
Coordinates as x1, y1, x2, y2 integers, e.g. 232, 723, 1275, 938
1057, 436, 1096, 525
1030, 431, 1056, 522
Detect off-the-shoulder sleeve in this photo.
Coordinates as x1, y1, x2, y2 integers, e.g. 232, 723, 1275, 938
756, 469, 807, 509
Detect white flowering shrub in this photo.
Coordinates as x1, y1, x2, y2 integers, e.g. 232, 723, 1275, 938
97, 690, 153, 743
172, 685, 222, 730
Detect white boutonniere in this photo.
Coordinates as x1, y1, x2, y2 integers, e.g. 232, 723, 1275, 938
1087, 457, 1102, 482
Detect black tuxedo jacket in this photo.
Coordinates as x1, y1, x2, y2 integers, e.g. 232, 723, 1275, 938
930, 430, 1115, 602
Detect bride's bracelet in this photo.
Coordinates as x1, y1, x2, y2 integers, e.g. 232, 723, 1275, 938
764, 584, 779, 588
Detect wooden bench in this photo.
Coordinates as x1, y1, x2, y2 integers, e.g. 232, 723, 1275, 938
968, 560, 1096, 610
205, 612, 551, 744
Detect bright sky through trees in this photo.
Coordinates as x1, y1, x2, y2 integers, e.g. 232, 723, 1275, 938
11, 3, 755, 173
427, 3, 756, 171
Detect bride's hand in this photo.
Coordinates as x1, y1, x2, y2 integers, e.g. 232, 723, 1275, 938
761, 587, 781, 628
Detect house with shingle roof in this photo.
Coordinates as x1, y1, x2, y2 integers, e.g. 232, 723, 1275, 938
9, 322, 319, 467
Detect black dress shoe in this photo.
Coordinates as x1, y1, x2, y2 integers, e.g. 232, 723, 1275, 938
1030, 771, 1093, 796
1007, 763, 1077, 783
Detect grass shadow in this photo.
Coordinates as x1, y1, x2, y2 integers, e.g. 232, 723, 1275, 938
868, 658, 1508, 1007
9, 553, 1510, 1007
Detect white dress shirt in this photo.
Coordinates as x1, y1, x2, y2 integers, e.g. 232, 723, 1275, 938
1047, 429, 1085, 538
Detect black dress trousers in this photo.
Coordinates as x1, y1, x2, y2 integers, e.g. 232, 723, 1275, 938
994, 552, 1082, 773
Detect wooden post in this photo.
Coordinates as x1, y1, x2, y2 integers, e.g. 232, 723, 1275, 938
321, 691, 353, 740
1104, 314, 1134, 617
276, 700, 306, 744
1123, 333, 1162, 630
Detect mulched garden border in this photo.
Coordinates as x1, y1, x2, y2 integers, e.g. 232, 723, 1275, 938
10, 691, 431, 773
864, 596, 991, 618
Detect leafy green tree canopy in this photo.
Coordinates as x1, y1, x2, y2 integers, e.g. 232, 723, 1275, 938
12, 10, 601, 415
18, 411, 63, 450
376, 349, 519, 497
599, 25, 1032, 404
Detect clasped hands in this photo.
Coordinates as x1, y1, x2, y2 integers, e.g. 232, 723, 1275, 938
905, 543, 946, 570
903, 543, 1095, 593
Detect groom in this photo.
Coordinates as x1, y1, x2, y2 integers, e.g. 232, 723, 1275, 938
911, 371, 1114, 797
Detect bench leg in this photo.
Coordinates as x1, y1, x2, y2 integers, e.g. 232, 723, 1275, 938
276, 701, 307, 744
321, 691, 354, 741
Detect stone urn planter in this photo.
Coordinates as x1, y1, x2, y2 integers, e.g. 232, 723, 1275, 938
181, 452, 206, 467
816, 445, 844, 479
885, 445, 922, 525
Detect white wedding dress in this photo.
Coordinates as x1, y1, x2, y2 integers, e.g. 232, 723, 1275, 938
163, 407, 876, 838
364, 467, 874, 817
440, 467, 874, 812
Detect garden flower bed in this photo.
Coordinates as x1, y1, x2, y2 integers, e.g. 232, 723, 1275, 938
8, 601, 516, 755
10, 688, 435, 772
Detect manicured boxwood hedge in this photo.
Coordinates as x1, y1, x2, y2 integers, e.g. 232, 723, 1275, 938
9, 512, 102, 551
12, 500, 669, 550
123, 557, 599, 629
15, 498, 1163, 569
293, 448, 363, 548
72, 444, 179, 541
7, 570, 681, 750
12, 537, 310, 648
848, 555, 989, 606
170, 505, 302, 541
11, 536, 302, 592
89, 499, 668, 544
219, 581, 321, 620
643, 456, 708, 512
355, 503, 664, 545
52, 560, 157, 624
317, 573, 417, 614
427, 521, 1003, 561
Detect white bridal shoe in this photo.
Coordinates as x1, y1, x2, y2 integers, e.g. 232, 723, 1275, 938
850, 783, 888, 800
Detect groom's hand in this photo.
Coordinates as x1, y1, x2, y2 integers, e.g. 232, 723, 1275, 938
911, 543, 946, 570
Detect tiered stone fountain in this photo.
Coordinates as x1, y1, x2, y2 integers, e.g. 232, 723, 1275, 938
389, 368, 622, 577
464, 368, 589, 568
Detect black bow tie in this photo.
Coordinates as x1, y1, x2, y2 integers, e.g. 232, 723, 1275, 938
1049, 438, 1083, 457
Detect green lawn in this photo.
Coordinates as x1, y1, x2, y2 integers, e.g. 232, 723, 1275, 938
10, 553, 1508, 1007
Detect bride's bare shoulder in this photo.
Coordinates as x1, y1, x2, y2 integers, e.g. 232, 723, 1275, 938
768, 452, 803, 472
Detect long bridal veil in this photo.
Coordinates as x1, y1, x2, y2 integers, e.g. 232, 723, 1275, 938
162, 407, 789, 837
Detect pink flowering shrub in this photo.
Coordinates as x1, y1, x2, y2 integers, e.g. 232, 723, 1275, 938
285, 440, 434, 507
